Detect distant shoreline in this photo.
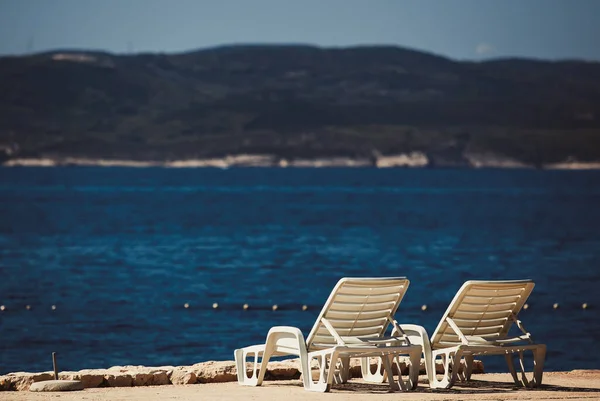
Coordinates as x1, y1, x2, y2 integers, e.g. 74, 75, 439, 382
2, 154, 600, 170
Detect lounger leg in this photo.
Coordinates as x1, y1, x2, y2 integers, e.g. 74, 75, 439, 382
381, 354, 400, 392
234, 345, 268, 386
236, 326, 314, 390
518, 347, 546, 388
397, 324, 434, 387
463, 355, 474, 381
517, 351, 531, 387
336, 356, 351, 384
361, 356, 385, 383
407, 347, 421, 390
377, 349, 421, 392
448, 350, 463, 389
532, 345, 546, 387
504, 353, 520, 386
325, 352, 339, 389
430, 348, 463, 389
305, 350, 338, 392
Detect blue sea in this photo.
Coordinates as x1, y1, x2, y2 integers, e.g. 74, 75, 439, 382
1, 167, 599, 375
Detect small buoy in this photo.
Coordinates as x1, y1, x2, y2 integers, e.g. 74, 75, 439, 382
302, 305, 308, 311
272, 304, 278, 311
582, 303, 588, 310
51, 305, 57, 311
26, 305, 31, 310
523, 303, 529, 310
184, 303, 189, 309
553, 303, 559, 310
421, 304, 427, 311
0, 305, 5, 311
243, 303, 249, 310
212, 303, 219, 309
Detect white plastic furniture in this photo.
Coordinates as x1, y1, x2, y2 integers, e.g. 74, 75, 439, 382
234, 277, 422, 392
396, 280, 546, 389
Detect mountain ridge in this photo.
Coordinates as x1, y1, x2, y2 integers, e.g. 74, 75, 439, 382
1, 44, 599, 167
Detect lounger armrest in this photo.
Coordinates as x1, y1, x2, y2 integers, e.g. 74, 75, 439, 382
236, 326, 309, 388
394, 324, 434, 384
267, 326, 305, 336
264, 326, 308, 356
393, 324, 432, 348
510, 314, 534, 343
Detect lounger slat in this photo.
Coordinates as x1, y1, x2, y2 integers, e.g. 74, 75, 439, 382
439, 332, 503, 342
436, 340, 465, 348
456, 302, 516, 312
313, 332, 337, 340
452, 317, 509, 327
438, 334, 461, 344
462, 294, 523, 304
315, 325, 385, 336
337, 327, 386, 337
466, 288, 527, 297
337, 285, 406, 297
325, 309, 391, 320
333, 293, 401, 303
315, 325, 386, 338
337, 280, 407, 288
453, 310, 513, 320
458, 325, 507, 336
326, 317, 388, 329
463, 295, 524, 305
329, 300, 396, 312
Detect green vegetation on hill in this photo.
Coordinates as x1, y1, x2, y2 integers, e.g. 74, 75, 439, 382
1, 45, 599, 166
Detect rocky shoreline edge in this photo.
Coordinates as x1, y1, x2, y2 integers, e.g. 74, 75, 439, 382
1, 358, 484, 391
3, 154, 600, 169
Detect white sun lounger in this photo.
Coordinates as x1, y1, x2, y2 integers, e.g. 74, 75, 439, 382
396, 280, 546, 389
234, 277, 422, 392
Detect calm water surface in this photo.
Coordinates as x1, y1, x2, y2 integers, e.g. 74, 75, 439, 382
0, 167, 599, 374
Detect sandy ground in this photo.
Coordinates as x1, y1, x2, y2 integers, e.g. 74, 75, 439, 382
2, 371, 600, 401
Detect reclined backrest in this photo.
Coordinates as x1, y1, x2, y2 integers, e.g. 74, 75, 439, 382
430, 280, 534, 349
306, 277, 410, 350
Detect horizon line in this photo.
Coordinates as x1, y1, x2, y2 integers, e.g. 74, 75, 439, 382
1, 42, 599, 64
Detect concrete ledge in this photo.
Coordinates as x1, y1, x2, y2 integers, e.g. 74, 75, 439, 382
0, 357, 484, 391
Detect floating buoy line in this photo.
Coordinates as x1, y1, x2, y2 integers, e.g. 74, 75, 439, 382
0, 302, 592, 312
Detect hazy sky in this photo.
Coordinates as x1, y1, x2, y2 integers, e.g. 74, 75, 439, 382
1, 0, 599, 60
